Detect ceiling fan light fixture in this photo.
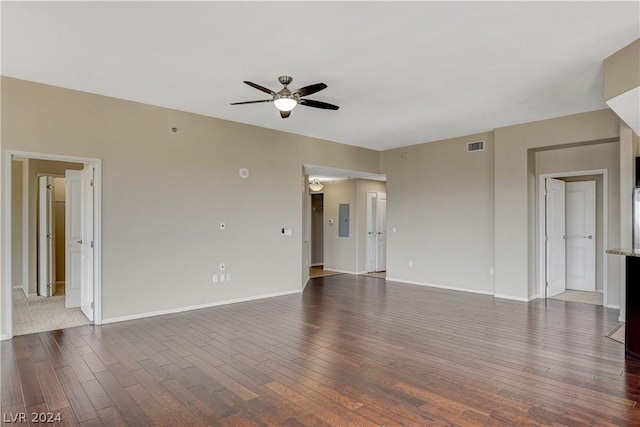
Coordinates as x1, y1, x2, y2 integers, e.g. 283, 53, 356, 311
273, 97, 298, 112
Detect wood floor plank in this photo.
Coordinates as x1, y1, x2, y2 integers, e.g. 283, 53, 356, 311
93, 370, 151, 426
54, 366, 99, 423
33, 359, 71, 411
4, 275, 639, 425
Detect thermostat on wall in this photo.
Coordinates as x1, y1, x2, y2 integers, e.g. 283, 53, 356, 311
239, 168, 250, 179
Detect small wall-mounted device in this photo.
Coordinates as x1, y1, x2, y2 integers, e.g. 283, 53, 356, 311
328, 219, 334, 224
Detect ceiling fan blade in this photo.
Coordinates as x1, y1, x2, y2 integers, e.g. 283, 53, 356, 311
280, 110, 291, 119
243, 81, 275, 95
300, 99, 340, 110
230, 99, 273, 105
294, 83, 327, 97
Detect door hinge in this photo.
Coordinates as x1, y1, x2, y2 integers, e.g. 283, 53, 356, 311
47, 184, 53, 189
90, 179, 94, 187
90, 240, 94, 248
91, 301, 94, 309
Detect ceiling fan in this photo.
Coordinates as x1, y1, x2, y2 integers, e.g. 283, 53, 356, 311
231, 76, 339, 119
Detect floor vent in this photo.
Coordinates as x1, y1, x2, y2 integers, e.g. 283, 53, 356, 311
467, 140, 484, 152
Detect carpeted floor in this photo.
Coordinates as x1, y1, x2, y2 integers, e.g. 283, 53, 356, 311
12, 288, 90, 336
606, 322, 625, 344
551, 290, 602, 305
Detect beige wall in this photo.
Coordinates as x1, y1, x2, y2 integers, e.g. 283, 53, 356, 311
1, 77, 380, 335
380, 132, 495, 294
604, 39, 640, 101
535, 142, 621, 305
321, 180, 358, 272
494, 109, 621, 300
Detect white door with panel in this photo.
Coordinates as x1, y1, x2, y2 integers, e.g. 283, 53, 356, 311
545, 178, 566, 298
81, 165, 95, 321
38, 176, 54, 297
65, 170, 82, 307
366, 192, 387, 273
565, 181, 596, 292
65, 165, 94, 320
376, 193, 387, 272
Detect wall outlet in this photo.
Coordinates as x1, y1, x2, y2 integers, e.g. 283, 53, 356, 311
220, 274, 226, 282
226, 273, 232, 282
219, 222, 226, 231
408, 260, 413, 267
489, 267, 495, 276
219, 263, 225, 271
212, 274, 218, 283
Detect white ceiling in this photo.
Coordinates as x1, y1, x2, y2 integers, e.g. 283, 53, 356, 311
2, 2, 638, 151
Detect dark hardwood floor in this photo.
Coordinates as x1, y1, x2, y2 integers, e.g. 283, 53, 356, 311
2, 274, 640, 426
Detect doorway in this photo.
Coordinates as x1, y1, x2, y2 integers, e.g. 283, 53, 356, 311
311, 193, 324, 267
539, 170, 607, 305
2, 151, 103, 339
366, 191, 387, 274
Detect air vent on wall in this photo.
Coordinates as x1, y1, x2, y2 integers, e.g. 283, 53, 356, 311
467, 140, 484, 152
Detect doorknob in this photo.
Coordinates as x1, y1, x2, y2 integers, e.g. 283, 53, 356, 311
368, 232, 374, 235
586, 235, 593, 239
77, 239, 83, 244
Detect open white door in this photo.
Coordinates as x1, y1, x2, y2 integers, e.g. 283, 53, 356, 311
376, 193, 387, 272
566, 181, 596, 292
546, 178, 566, 298
366, 192, 377, 272
38, 176, 54, 297
81, 165, 95, 321
65, 170, 82, 307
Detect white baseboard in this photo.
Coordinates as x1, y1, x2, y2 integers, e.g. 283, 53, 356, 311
385, 277, 494, 296
101, 289, 302, 325
310, 263, 323, 267
1, 334, 11, 341
619, 316, 625, 322
28, 293, 38, 298
494, 294, 536, 302
323, 268, 357, 274
604, 304, 620, 310
302, 277, 310, 291
355, 271, 369, 275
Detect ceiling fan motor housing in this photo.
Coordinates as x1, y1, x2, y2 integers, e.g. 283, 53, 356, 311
278, 75, 293, 86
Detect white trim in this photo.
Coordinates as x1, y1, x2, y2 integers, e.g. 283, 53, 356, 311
356, 270, 369, 275
386, 277, 495, 296
619, 316, 625, 322
102, 289, 302, 325
538, 169, 609, 304
0, 334, 11, 341
2, 150, 103, 340
310, 263, 323, 267
605, 304, 620, 310
302, 277, 310, 291
323, 268, 358, 274
494, 294, 536, 302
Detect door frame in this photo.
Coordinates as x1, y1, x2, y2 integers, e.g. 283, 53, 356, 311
537, 169, 608, 306
2, 150, 103, 340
